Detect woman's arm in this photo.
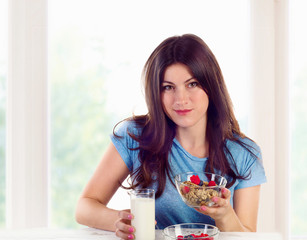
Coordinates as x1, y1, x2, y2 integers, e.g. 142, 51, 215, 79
75, 142, 130, 231
197, 185, 261, 232
232, 185, 261, 231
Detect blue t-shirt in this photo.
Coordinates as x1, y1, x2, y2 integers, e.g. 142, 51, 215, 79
111, 120, 267, 229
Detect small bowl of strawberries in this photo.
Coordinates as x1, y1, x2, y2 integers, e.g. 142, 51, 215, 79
163, 223, 219, 240
175, 172, 227, 208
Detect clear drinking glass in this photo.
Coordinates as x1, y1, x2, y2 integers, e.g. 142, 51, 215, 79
129, 189, 155, 240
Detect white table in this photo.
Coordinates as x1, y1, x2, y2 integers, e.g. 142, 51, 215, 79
0, 227, 283, 240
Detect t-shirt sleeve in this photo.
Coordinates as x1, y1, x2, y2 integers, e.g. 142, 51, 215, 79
110, 121, 138, 172
234, 142, 267, 190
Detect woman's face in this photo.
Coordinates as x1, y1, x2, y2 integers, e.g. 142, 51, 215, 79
161, 63, 209, 131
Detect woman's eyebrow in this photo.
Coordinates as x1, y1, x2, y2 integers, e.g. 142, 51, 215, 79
184, 77, 196, 83
162, 80, 174, 84
162, 77, 195, 84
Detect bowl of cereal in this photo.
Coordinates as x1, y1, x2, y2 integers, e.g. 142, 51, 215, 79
163, 223, 219, 240
175, 172, 227, 208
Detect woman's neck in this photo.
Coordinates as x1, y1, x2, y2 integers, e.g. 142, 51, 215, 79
175, 126, 209, 158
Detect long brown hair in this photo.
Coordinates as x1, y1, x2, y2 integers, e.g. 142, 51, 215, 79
115, 34, 255, 198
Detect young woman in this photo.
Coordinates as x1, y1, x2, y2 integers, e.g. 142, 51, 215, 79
75, 34, 267, 239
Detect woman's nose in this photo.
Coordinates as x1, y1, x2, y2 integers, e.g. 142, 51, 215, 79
174, 88, 189, 105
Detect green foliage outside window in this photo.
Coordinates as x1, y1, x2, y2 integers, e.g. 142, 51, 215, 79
0, 69, 6, 228
0, 0, 6, 227
290, 65, 307, 235
49, 28, 120, 228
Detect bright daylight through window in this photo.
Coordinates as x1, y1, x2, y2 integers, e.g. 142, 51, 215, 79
48, 0, 250, 228
0, 0, 8, 228
289, 0, 307, 237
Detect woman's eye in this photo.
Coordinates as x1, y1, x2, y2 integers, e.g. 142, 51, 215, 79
162, 85, 173, 91
188, 82, 199, 88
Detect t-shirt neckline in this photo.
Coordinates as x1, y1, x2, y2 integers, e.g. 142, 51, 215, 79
173, 138, 208, 162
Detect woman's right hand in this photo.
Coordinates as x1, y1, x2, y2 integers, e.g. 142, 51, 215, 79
115, 210, 135, 240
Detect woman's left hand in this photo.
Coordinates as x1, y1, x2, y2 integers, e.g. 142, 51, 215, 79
195, 188, 232, 221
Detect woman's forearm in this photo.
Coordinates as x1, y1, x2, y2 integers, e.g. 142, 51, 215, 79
215, 207, 255, 232
75, 197, 120, 231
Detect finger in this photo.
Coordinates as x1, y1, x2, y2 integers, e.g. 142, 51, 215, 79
221, 188, 231, 199
115, 219, 135, 234
198, 205, 217, 215
211, 196, 228, 207
118, 210, 134, 221
194, 207, 205, 214
115, 228, 134, 240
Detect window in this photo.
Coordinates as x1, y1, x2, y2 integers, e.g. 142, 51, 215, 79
48, 0, 250, 228
0, 0, 8, 228
8, 1, 292, 235
290, 0, 307, 238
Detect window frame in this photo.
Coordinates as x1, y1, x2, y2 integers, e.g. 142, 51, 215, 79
6, 0, 48, 228
249, 0, 289, 236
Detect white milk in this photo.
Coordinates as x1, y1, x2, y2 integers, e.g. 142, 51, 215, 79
131, 197, 155, 240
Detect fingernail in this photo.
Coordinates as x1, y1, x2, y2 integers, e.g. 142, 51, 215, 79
128, 234, 134, 239
222, 188, 227, 193
129, 227, 134, 233
127, 214, 132, 220
212, 197, 218, 202
201, 206, 206, 211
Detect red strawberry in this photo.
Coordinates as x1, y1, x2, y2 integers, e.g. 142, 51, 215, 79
182, 186, 190, 193
177, 235, 184, 239
208, 180, 216, 186
190, 175, 201, 185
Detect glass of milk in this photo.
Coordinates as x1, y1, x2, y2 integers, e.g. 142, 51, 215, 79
129, 189, 155, 240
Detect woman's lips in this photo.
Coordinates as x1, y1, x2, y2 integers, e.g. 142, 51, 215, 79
175, 109, 192, 115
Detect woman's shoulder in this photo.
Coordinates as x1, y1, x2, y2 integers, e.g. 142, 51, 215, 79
226, 135, 267, 188
113, 117, 143, 138
226, 135, 261, 159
